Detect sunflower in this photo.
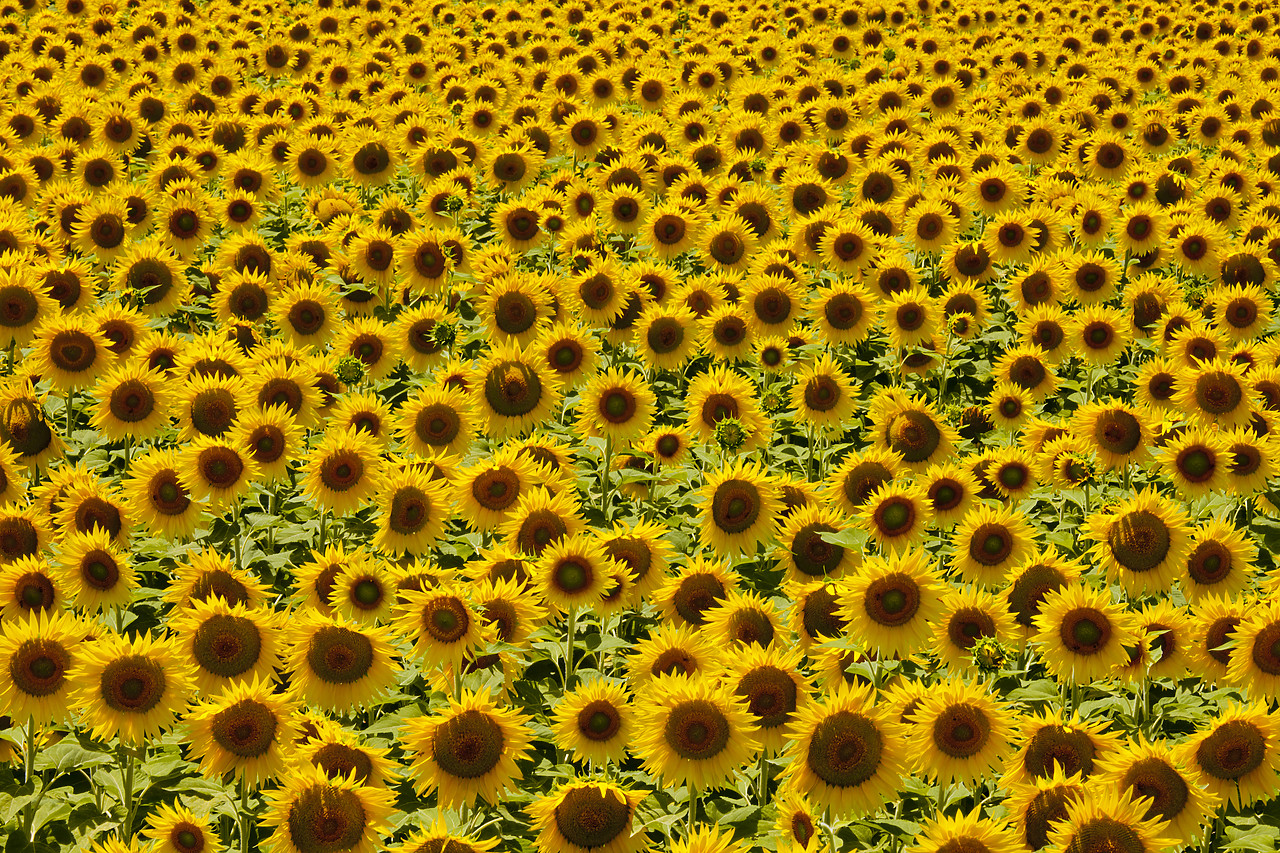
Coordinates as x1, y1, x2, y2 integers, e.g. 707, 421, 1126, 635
122, 448, 201, 539
790, 354, 857, 433
299, 724, 399, 789
551, 677, 634, 767
1173, 359, 1259, 429
1004, 768, 1088, 852
532, 322, 601, 391
1225, 428, 1277, 495
1069, 304, 1132, 366
719, 643, 809, 756
174, 374, 249, 441
1226, 600, 1280, 702
184, 675, 297, 787
906, 677, 1019, 786
0, 555, 62, 621
626, 623, 722, 686
142, 802, 221, 853
500, 486, 586, 557
372, 467, 451, 556
1086, 489, 1192, 596
0, 609, 84, 725
470, 576, 546, 649
395, 822, 497, 853
699, 460, 781, 557
1094, 737, 1220, 847
700, 215, 758, 273
775, 504, 856, 582
393, 386, 477, 461
1073, 399, 1152, 471
823, 448, 906, 516
780, 681, 905, 818
260, 765, 394, 853
326, 556, 398, 626
869, 390, 958, 472
633, 673, 760, 791
534, 533, 618, 615
685, 366, 771, 453
401, 688, 534, 807
55, 527, 132, 614
949, 504, 1036, 587
999, 706, 1119, 790
908, 809, 1021, 853
393, 586, 489, 673
1033, 583, 1140, 685
773, 789, 823, 850
88, 362, 170, 443
528, 779, 647, 853
840, 548, 944, 659
474, 342, 562, 439
1188, 594, 1248, 687
857, 481, 932, 553
932, 585, 1018, 673
1044, 788, 1175, 853
31, 314, 115, 392
809, 281, 879, 346
577, 368, 656, 447
301, 427, 384, 516
284, 610, 400, 713
1185, 519, 1257, 602
701, 588, 782, 650
179, 436, 258, 511
171, 597, 281, 694
334, 317, 400, 381
0, 382, 62, 471
70, 631, 194, 745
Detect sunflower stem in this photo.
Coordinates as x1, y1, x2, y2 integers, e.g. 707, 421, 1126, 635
755, 750, 770, 806
233, 501, 244, 572
238, 775, 251, 853
824, 805, 837, 853
564, 605, 577, 691
601, 436, 613, 525
64, 388, 73, 436
687, 784, 699, 836
453, 663, 463, 703
318, 508, 328, 552
21, 716, 35, 836
117, 744, 136, 840
805, 424, 815, 481
935, 780, 948, 817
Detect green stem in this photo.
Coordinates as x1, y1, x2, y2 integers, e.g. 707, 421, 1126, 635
601, 436, 613, 525
454, 662, 463, 703
64, 388, 73, 435
756, 750, 770, 806
687, 784, 699, 836
233, 501, 243, 572
564, 605, 577, 691
238, 776, 251, 853
824, 805, 837, 853
935, 780, 947, 817
118, 745, 136, 840
21, 716, 35, 837
318, 508, 328, 552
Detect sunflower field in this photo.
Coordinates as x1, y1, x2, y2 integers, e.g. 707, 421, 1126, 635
9, 1, 1280, 853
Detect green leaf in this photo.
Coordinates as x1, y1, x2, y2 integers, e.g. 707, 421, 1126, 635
35, 742, 113, 775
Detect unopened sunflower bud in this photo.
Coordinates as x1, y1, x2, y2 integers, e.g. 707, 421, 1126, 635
713, 417, 748, 453
971, 635, 1009, 674
334, 355, 366, 386
429, 321, 457, 349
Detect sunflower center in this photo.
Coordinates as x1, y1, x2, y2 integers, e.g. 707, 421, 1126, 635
100, 655, 165, 713
432, 709, 505, 779
1061, 608, 1110, 654
285, 785, 366, 851
554, 786, 632, 850
578, 700, 622, 740
211, 698, 278, 757
807, 709, 882, 787
864, 574, 920, 626
711, 479, 761, 535
306, 626, 374, 685
665, 699, 730, 759
1106, 510, 1171, 572
9, 639, 68, 697
737, 665, 797, 728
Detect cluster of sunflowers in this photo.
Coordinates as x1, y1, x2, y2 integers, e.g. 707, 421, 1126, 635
6, 0, 1280, 852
